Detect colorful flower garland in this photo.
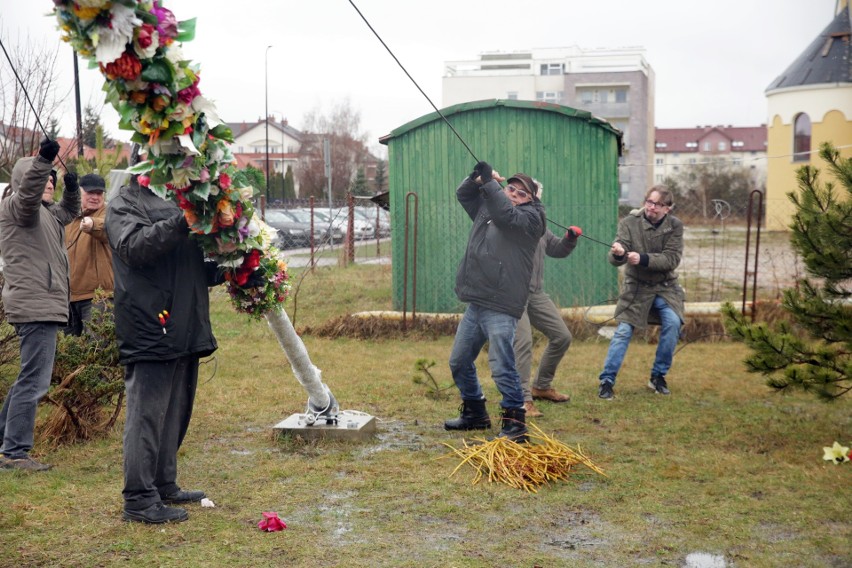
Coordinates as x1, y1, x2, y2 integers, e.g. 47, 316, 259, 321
52, 0, 289, 317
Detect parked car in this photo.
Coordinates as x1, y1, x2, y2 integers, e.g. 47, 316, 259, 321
286, 208, 344, 244
262, 209, 322, 249
313, 208, 375, 241
353, 206, 391, 238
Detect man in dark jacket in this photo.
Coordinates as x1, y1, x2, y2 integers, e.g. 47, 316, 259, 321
445, 161, 545, 442
106, 175, 220, 524
0, 139, 79, 472
598, 185, 685, 400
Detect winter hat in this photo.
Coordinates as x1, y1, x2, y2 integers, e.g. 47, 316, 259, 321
506, 173, 537, 197
79, 173, 106, 193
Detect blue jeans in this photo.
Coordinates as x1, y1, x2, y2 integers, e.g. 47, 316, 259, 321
449, 304, 524, 409
599, 296, 681, 385
0, 323, 59, 459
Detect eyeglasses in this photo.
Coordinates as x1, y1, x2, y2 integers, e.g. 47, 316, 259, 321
645, 199, 669, 209
505, 184, 530, 199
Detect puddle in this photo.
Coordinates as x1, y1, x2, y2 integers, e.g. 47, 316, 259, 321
684, 552, 726, 568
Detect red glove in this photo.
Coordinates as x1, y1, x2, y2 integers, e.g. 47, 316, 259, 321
567, 226, 582, 238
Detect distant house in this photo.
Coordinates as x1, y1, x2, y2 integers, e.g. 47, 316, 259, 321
764, 0, 852, 230
228, 116, 303, 197
653, 125, 767, 186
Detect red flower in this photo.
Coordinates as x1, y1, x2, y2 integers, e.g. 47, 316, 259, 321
218, 173, 231, 190
100, 51, 142, 81
257, 512, 286, 532
177, 80, 201, 105
137, 23, 155, 49
245, 249, 261, 270
137, 174, 150, 187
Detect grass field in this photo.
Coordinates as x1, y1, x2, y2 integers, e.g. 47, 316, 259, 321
0, 263, 849, 567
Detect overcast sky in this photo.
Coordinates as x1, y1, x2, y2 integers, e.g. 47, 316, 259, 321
0, 0, 838, 155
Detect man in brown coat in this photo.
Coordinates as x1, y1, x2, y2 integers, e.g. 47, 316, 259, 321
64, 173, 113, 336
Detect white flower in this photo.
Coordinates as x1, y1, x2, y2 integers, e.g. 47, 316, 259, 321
822, 441, 850, 465
238, 186, 255, 201
95, 4, 141, 64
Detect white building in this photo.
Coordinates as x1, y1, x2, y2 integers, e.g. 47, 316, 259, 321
443, 46, 655, 205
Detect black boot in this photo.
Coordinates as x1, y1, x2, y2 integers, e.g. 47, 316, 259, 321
444, 399, 491, 431
497, 407, 528, 443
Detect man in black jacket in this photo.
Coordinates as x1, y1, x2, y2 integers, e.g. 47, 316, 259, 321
444, 161, 545, 442
106, 175, 221, 524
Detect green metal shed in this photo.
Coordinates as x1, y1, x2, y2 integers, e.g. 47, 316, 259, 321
379, 99, 622, 314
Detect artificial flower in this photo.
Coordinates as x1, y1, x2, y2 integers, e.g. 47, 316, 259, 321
217, 200, 235, 227
257, 512, 287, 532
96, 4, 142, 63
822, 441, 850, 465
76, 0, 111, 8
237, 185, 254, 201
218, 172, 231, 190
101, 51, 142, 81
151, 3, 178, 43
133, 23, 159, 59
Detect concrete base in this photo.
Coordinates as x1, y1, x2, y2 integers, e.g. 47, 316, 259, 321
273, 411, 377, 442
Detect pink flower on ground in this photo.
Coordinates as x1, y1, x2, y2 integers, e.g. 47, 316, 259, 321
258, 512, 286, 532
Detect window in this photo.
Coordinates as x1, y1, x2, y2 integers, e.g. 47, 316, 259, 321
703, 142, 711, 151
536, 91, 561, 103
507, 91, 518, 100
614, 88, 628, 103
655, 142, 667, 149
793, 113, 811, 162
718, 142, 726, 151
655, 174, 664, 183
685, 141, 698, 148
540, 63, 564, 75
579, 89, 593, 104
597, 90, 608, 103
655, 158, 664, 165
688, 158, 696, 164
732, 158, 742, 166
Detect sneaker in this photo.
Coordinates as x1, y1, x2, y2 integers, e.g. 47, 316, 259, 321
531, 387, 570, 403
161, 490, 206, 504
0, 456, 52, 472
123, 502, 189, 524
648, 375, 671, 395
598, 382, 614, 400
523, 401, 543, 418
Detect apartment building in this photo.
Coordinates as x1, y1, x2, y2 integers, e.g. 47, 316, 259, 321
443, 46, 655, 205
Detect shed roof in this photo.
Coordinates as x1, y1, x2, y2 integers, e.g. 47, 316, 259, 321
766, 5, 851, 92
379, 99, 622, 152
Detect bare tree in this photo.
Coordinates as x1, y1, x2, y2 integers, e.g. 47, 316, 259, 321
297, 98, 373, 200
0, 34, 66, 182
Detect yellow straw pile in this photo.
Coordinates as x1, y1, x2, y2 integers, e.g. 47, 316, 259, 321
443, 423, 606, 492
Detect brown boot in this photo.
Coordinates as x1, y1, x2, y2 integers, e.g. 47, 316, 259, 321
531, 387, 570, 403
523, 400, 543, 418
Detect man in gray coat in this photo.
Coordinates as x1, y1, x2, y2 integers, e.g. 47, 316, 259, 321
598, 185, 685, 400
0, 139, 79, 471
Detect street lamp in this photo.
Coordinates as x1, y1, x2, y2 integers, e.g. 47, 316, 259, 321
264, 45, 273, 203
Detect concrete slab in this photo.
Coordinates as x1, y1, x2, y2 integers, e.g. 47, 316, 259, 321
273, 411, 377, 442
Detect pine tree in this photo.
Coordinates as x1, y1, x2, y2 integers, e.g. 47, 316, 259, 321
722, 142, 852, 400
283, 166, 296, 200
350, 166, 368, 194
374, 160, 386, 193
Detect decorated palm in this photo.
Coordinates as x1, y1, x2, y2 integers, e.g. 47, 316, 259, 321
52, 0, 337, 421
